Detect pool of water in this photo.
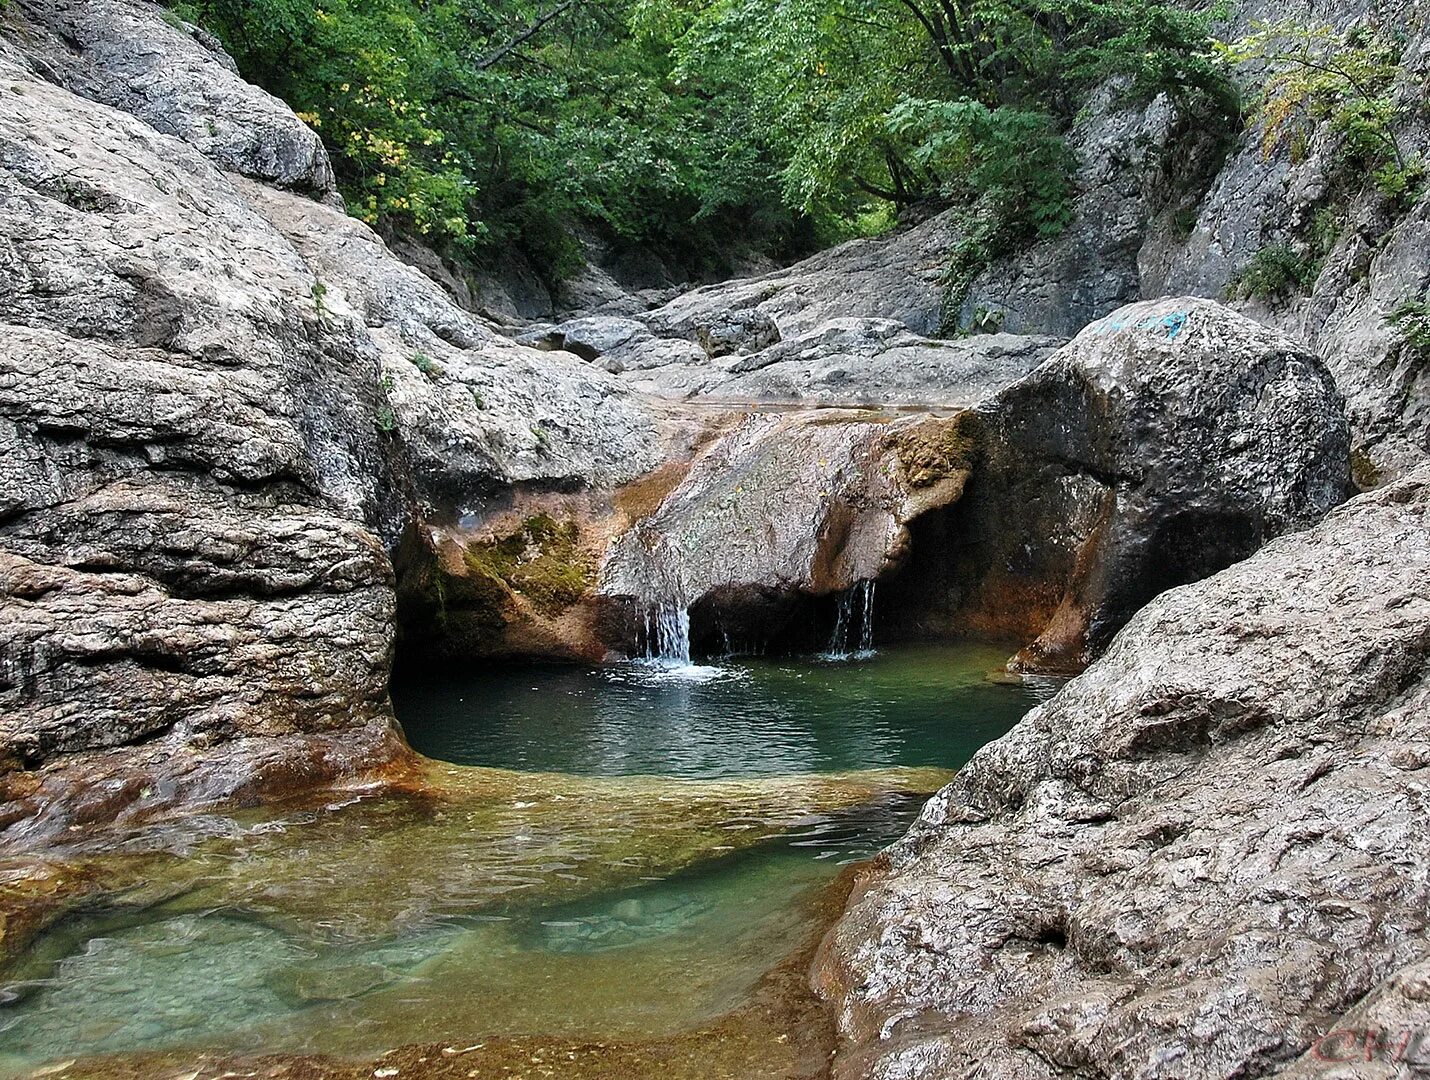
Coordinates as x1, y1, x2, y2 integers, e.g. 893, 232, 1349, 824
394, 643, 1041, 778
0, 644, 1048, 1076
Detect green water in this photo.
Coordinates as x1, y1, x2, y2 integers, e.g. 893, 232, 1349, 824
394, 644, 1043, 778
0, 644, 1047, 1075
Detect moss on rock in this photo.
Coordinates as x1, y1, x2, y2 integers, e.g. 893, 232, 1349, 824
461, 514, 596, 618
893, 411, 979, 489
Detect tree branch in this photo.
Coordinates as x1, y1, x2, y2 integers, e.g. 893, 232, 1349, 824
476, 0, 581, 70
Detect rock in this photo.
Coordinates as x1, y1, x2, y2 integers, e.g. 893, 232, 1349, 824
517, 316, 651, 362
0, 3, 668, 839
820, 466, 1430, 1080
13, 0, 337, 197
600, 299, 1348, 666
238, 180, 668, 504
880, 298, 1351, 672
600, 409, 976, 651
530, 311, 1058, 406
693, 307, 782, 357
641, 209, 961, 339
709, 321, 1060, 406
962, 81, 1194, 337
0, 46, 403, 825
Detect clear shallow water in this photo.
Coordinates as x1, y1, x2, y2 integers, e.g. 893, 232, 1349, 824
0, 644, 1047, 1075
394, 643, 1042, 779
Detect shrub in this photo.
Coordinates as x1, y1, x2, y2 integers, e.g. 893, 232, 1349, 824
1227, 243, 1317, 304
409, 352, 442, 379
1387, 299, 1430, 356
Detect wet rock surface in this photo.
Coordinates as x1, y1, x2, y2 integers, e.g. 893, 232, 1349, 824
599, 408, 977, 648
821, 467, 1430, 1080
601, 299, 1350, 671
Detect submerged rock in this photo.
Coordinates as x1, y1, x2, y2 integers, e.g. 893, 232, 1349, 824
820, 466, 1430, 1079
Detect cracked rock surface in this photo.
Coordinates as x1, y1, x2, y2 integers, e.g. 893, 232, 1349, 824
821, 468, 1430, 1080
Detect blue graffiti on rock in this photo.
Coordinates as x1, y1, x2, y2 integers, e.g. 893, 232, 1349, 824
1088, 310, 1188, 341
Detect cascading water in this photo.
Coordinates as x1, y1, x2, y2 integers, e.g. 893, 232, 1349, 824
824, 580, 876, 661
643, 599, 693, 664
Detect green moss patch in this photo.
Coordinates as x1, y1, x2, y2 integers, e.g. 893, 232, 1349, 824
462, 514, 595, 617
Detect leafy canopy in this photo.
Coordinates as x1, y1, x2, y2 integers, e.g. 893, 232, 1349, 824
1220, 20, 1423, 200
172, 0, 1231, 284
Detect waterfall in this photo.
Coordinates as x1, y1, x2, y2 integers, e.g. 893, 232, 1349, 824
825, 580, 876, 660
643, 599, 692, 664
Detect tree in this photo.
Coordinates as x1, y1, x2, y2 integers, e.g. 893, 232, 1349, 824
1221, 20, 1422, 200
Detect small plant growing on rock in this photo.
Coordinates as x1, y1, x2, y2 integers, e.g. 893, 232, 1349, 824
967, 306, 1006, 335
1387, 299, 1430, 357
409, 352, 442, 379
469, 387, 485, 409
1227, 243, 1317, 305
375, 403, 398, 433
1222, 21, 1424, 205
310, 280, 329, 324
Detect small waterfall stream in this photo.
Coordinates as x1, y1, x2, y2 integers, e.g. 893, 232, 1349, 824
642, 600, 693, 664
824, 580, 876, 661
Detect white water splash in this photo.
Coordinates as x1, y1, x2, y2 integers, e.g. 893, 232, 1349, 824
822, 580, 876, 662
633, 598, 729, 681
643, 599, 692, 664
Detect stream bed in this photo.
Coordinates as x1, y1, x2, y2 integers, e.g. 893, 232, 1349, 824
0, 644, 1048, 1077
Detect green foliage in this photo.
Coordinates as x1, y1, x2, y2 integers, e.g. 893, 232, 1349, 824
1222, 21, 1423, 204
1387, 299, 1430, 357
891, 99, 1075, 238
177, 0, 810, 273
409, 351, 443, 378
1227, 242, 1317, 304
175, 0, 1231, 286
375, 403, 399, 432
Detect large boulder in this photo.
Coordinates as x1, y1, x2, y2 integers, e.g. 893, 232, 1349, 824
881, 297, 1352, 672
11, 0, 337, 196
820, 465, 1430, 1080
710, 320, 1059, 406
641, 209, 961, 339
600, 409, 976, 652
0, 43, 404, 839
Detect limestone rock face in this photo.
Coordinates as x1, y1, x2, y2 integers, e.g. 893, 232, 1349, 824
0, 40, 404, 828
821, 466, 1430, 1080
893, 297, 1352, 672
521, 311, 1059, 406
240, 181, 666, 505
643, 210, 961, 339
711, 322, 1059, 406
599, 409, 976, 649
596, 299, 1349, 667
12, 0, 337, 197
0, 0, 668, 839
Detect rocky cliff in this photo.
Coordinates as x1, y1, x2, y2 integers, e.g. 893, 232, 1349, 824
0, 0, 676, 842
820, 466, 1430, 1079
0, 0, 1382, 843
